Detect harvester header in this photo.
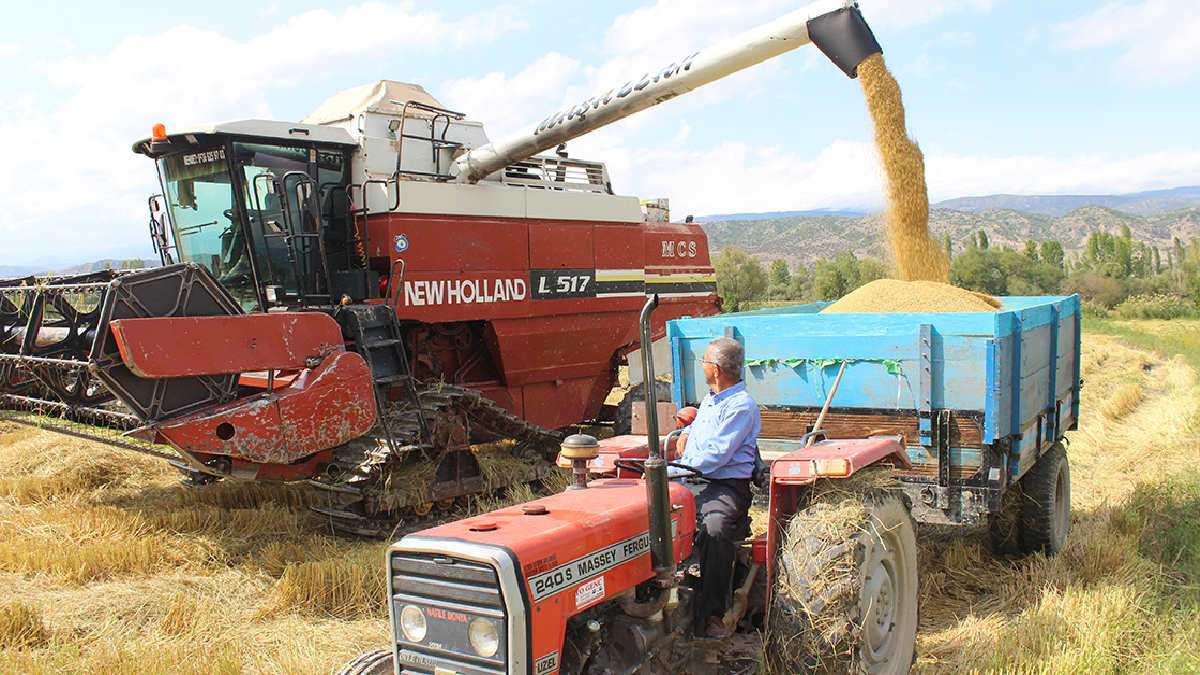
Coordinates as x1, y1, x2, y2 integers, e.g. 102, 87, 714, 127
452, 0, 881, 183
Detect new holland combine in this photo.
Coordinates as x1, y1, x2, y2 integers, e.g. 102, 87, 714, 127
0, 0, 886, 537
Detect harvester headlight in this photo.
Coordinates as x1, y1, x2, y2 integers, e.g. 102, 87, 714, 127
468, 617, 500, 657
399, 604, 427, 642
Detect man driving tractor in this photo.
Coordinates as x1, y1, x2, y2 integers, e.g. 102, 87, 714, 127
670, 336, 761, 638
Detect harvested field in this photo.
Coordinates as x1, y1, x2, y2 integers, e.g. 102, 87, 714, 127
0, 326, 1197, 672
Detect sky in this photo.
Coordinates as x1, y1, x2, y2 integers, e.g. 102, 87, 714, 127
1, 0, 1198, 267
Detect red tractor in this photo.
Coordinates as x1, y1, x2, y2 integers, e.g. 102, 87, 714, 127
341, 285, 920, 674
0, 1, 880, 537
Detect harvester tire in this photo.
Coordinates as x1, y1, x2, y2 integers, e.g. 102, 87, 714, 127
335, 649, 393, 675
1017, 443, 1071, 556
613, 380, 672, 436
767, 484, 918, 674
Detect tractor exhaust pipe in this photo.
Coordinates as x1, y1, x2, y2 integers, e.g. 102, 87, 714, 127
639, 294, 674, 584
452, 1, 882, 183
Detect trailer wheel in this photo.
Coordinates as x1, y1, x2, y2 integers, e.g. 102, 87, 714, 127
335, 649, 393, 675
768, 482, 918, 674
987, 480, 1024, 555
1018, 443, 1071, 556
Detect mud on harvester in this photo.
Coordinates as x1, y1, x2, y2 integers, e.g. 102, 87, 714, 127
0, 2, 893, 536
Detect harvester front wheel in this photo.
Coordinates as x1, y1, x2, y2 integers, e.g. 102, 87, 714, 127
768, 486, 918, 674
336, 649, 393, 675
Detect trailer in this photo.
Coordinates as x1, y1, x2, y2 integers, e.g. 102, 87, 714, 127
667, 294, 1081, 547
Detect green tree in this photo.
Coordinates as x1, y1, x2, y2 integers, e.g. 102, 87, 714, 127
1023, 240, 1039, 262
812, 259, 846, 300
789, 264, 811, 301
943, 234, 952, 261
1040, 240, 1065, 270
977, 230, 990, 250
767, 260, 792, 300
714, 247, 768, 312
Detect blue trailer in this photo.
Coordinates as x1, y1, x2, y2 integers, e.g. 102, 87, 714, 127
666, 294, 1081, 531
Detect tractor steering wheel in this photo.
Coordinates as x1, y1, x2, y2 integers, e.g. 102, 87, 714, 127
613, 458, 706, 481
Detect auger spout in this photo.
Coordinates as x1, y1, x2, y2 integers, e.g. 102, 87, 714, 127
451, 0, 881, 183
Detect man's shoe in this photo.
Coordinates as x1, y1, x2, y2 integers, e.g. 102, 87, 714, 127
704, 615, 732, 639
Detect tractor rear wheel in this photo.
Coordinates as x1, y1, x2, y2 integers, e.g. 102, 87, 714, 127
1018, 443, 1071, 555
335, 649, 393, 675
768, 482, 918, 674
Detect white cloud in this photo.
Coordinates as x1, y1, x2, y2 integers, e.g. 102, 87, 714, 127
0, 43, 18, 57
441, 53, 582, 141
1056, 0, 1200, 82
856, 0, 994, 30
0, 1, 526, 265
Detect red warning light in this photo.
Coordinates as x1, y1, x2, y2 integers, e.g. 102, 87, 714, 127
151, 123, 167, 141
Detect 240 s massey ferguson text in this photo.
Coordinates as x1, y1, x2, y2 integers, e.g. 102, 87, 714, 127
0, 2, 885, 536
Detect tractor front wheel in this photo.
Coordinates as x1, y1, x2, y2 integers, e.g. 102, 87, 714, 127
768, 483, 918, 674
335, 649, 393, 675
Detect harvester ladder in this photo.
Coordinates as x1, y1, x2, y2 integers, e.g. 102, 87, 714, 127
338, 305, 431, 455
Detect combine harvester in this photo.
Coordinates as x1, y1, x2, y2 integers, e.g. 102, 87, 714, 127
0, 0, 888, 537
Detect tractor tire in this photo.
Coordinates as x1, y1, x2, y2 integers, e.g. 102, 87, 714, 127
1018, 443, 1071, 556
767, 484, 918, 674
613, 380, 672, 436
335, 649, 393, 675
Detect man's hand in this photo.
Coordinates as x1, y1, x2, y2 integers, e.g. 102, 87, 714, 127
673, 431, 689, 459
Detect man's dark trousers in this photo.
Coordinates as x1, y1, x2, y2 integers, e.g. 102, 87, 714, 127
691, 477, 752, 629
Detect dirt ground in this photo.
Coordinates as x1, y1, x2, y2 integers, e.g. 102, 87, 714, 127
1, 326, 1197, 673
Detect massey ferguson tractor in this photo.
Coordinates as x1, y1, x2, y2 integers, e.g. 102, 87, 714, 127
1, 1, 887, 536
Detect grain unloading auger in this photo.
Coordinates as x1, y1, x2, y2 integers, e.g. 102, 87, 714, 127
1, 1, 882, 537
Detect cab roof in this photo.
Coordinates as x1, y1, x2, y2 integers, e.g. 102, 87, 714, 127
131, 119, 356, 157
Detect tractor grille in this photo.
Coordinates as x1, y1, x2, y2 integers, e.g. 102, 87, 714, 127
390, 551, 508, 675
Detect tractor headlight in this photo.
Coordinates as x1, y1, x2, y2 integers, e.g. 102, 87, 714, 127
400, 604, 427, 642
468, 617, 500, 657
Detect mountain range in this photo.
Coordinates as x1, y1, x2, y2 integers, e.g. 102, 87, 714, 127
5, 187, 1200, 277
700, 206, 1200, 266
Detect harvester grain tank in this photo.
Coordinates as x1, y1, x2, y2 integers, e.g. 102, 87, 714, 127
0, 1, 880, 537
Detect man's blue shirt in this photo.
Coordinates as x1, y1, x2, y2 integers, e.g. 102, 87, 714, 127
672, 381, 760, 480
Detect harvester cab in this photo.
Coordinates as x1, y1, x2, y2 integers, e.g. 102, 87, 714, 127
136, 121, 365, 311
